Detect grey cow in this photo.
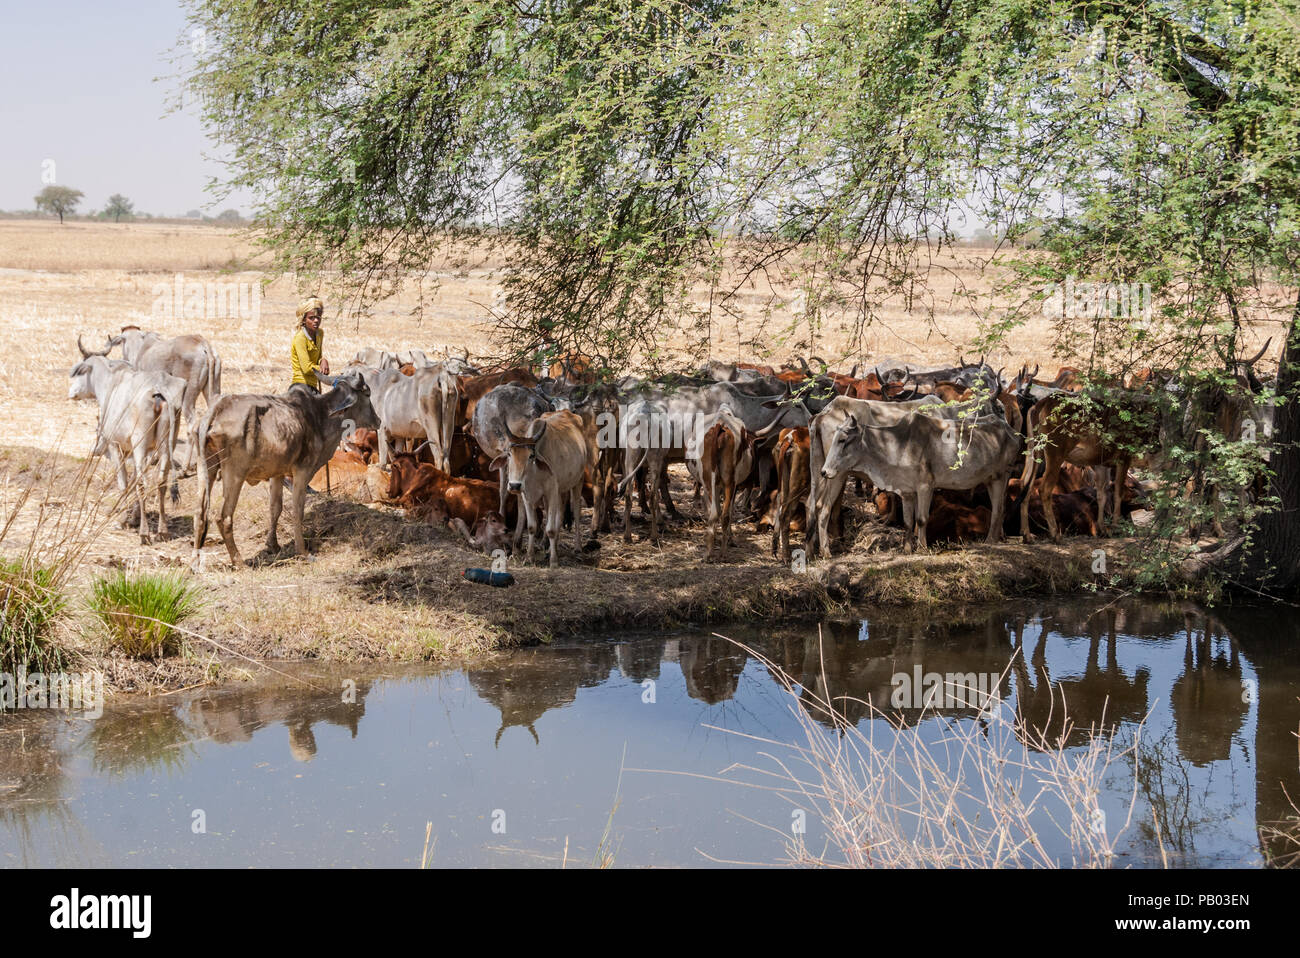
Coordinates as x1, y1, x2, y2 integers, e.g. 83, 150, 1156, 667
85, 327, 222, 473
68, 356, 187, 543
819, 408, 1022, 553
193, 374, 379, 565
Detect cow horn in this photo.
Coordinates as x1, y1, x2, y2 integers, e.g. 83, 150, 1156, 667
850, 363, 861, 379
1240, 337, 1271, 366
798, 356, 810, 373
808, 355, 826, 370
77, 334, 111, 358
504, 422, 527, 444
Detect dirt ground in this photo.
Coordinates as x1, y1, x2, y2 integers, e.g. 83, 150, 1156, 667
0, 220, 1230, 692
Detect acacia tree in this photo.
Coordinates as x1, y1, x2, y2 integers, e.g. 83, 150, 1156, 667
183, 0, 1300, 595
34, 185, 84, 224
104, 194, 135, 222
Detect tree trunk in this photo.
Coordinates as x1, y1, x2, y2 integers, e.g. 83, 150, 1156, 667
1215, 291, 1300, 597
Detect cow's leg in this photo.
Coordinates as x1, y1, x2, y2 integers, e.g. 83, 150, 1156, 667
986, 478, 1007, 544
570, 486, 583, 553
217, 470, 244, 566
377, 424, 391, 471
1019, 446, 1039, 543
660, 461, 682, 520
1093, 465, 1107, 535
623, 472, 635, 543
267, 475, 284, 553
914, 485, 933, 553
704, 468, 718, 560
900, 493, 917, 554
550, 491, 565, 568
720, 467, 736, 557
1110, 457, 1129, 535
647, 461, 662, 546
155, 448, 170, 539
180, 392, 198, 474
814, 473, 847, 560
771, 465, 786, 559
110, 448, 134, 528
132, 445, 152, 545
195, 452, 219, 551
523, 495, 539, 562
290, 470, 311, 555
1041, 453, 1064, 543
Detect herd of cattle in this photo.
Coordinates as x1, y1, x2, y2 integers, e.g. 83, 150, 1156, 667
66, 328, 1278, 569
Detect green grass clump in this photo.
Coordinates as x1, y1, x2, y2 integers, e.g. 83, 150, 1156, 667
90, 571, 203, 659
0, 557, 69, 674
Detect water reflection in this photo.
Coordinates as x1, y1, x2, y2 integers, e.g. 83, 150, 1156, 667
0, 598, 1295, 867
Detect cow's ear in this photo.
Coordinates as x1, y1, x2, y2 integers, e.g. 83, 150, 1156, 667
326, 390, 357, 417
489, 456, 506, 473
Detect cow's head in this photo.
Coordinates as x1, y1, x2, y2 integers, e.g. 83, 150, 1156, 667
822, 416, 863, 480
68, 358, 101, 401
324, 374, 381, 432
491, 419, 550, 494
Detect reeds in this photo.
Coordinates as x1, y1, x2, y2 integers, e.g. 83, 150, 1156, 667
0, 443, 116, 673
715, 629, 1143, 868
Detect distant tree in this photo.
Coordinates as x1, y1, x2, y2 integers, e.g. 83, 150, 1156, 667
34, 185, 84, 224
215, 209, 243, 224
185, 209, 203, 219
104, 194, 135, 223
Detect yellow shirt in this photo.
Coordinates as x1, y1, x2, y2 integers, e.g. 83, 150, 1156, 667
291, 328, 324, 389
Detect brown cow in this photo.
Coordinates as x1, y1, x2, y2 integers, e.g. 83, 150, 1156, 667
450, 513, 513, 556
769, 427, 811, 562
1017, 390, 1156, 542
385, 453, 516, 527
697, 407, 754, 561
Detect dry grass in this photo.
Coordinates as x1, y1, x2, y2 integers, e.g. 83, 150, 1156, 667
715, 629, 1144, 867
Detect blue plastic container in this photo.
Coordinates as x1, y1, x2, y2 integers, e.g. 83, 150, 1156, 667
463, 568, 515, 587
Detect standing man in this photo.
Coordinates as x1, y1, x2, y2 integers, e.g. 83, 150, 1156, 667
290, 296, 331, 494
291, 296, 330, 390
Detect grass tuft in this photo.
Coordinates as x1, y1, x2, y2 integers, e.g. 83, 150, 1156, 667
0, 557, 69, 674
90, 571, 204, 659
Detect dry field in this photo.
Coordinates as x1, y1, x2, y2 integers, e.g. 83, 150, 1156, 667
0, 219, 1257, 687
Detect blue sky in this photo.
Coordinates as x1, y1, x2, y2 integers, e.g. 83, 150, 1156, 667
0, 0, 249, 216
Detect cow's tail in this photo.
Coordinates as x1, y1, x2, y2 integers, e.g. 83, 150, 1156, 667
440, 374, 458, 472
194, 409, 214, 550
805, 416, 826, 551
1010, 407, 1038, 515
616, 446, 650, 497
208, 348, 222, 399
155, 393, 180, 505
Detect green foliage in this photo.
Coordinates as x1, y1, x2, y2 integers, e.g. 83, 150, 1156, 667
0, 558, 69, 675
103, 194, 135, 222
89, 571, 204, 659
34, 185, 84, 224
